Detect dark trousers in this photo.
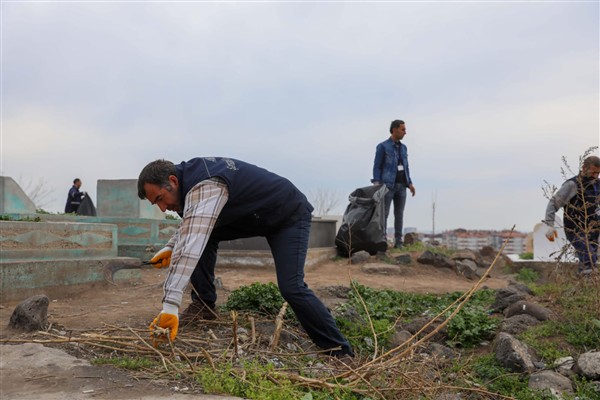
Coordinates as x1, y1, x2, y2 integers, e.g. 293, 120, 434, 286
189, 212, 354, 356
566, 229, 599, 272
384, 182, 407, 246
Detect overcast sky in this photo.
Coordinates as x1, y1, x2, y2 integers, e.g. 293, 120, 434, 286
2, 1, 598, 233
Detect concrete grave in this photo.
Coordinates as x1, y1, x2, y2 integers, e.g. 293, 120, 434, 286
0, 176, 36, 214
97, 179, 165, 219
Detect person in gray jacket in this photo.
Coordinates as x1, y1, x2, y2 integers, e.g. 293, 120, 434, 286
543, 155, 600, 275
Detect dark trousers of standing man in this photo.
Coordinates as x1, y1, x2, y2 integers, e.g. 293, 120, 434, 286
384, 182, 408, 247
566, 229, 599, 273
189, 210, 354, 356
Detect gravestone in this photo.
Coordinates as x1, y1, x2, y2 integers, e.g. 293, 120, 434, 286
0, 177, 36, 214
97, 179, 164, 219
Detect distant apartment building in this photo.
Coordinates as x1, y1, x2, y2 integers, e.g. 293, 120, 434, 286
421, 229, 529, 254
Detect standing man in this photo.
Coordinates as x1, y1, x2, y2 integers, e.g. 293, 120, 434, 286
372, 120, 416, 249
64, 178, 84, 214
137, 157, 354, 357
544, 155, 600, 275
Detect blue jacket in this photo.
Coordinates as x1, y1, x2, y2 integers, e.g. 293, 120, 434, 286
64, 185, 83, 213
372, 138, 412, 188
175, 157, 313, 233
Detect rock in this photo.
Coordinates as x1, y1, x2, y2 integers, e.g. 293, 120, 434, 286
480, 246, 496, 257
433, 253, 455, 269
499, 314, 540, 335
394, 253, 412, 265
575, 351, 600, 380
389, 329, 414, 348
553, 356, 575, 377
508, 281, 534, 296
361, 263, 404, 275
403, 316, 447, 342
403, 232, 419, 246
455, 260, 479, 280
8, 295, 49, 332
351, 250, 371, 264
528, 370, 573, 396
493, 332, 536, 373
418, 251, 455, 268
214, 276, 223, 290
452, 249, 482, 264
417, 250, 436, 265
491, 287, 527, 313
504, 301, 551, 321
423, 343, 456, 362
320, 285, 351, 299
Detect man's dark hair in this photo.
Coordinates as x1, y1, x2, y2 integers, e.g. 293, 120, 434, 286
389, 119, 405, 134
73, 178, 81, 185
582, 155, 600, 169
137, 159, 177, 199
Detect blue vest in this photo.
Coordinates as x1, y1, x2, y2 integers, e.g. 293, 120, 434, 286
175, 157, 313, 233
564, 175, 600, 233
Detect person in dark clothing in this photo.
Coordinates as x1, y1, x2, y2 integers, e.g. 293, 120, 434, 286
372, 120, 416, 248
137, 157, 354, 357
544, 155, 600, 275
64, 178, 84, 214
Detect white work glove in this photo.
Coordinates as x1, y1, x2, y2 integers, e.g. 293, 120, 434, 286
545, 226, 558, 242
149, 246, 173, 268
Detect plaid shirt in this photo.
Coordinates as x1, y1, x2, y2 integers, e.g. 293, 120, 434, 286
162, 178, 229, 307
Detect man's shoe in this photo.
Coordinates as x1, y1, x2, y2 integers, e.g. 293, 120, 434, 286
179, 301, 218, 324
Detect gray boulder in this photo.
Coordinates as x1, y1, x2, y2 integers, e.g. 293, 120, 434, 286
455, 260, 480, 280
8, 295, 49, 332
361, 263, 404, 275
394, 253, 412, 265
389, 329, 414, 349
504, 301, 551, 321
499, 314, 541, 335
491, 287, 527, 313
418, 251, 455, 268
575, 351, 600, 380
493, 332, 536, 373
528, 370, 573, 397
351, 250, 371, 264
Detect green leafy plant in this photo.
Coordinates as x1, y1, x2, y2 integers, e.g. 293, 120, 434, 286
223, 282, 295, 319
446, 306, 499, 347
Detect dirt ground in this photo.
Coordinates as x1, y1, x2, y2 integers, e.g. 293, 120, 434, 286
0, 255, 512, 399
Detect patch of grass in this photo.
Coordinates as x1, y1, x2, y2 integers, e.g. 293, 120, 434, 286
519, 252, 534, 260
195, 360, 361, 400
516, 268, 539, 284
519, 321, 571, 362
0, 214, 41, 222
92, 356, 156, 370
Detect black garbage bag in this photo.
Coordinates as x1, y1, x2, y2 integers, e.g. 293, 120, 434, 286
77, 194, 97, 216
335, 184, 389, 256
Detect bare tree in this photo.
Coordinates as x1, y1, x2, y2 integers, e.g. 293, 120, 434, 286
309, 187, 341, 216
17, 175, 54, 210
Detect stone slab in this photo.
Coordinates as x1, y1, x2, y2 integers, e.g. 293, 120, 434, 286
0, 257, 140, 302
97, 179, 165, 219
217, 247, 337, 270
0, 221, 118, 260
0, 176, 36, 214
